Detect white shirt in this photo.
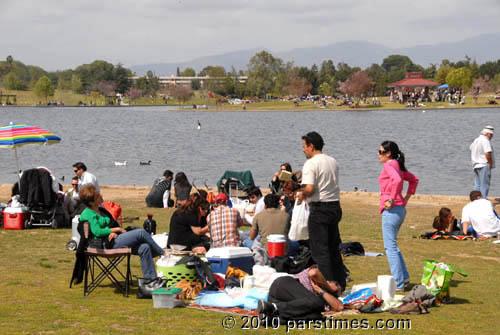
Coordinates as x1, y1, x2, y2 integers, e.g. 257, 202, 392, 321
79, 171, 100, 193
461, 198, 500, 238
302, 153, 340, 202
255, 196, 265, 215
470, 134, 495, 169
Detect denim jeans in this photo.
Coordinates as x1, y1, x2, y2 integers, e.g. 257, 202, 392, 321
382, 206, 409, 289
474, 165, 491, 198
113, 229, 164, 279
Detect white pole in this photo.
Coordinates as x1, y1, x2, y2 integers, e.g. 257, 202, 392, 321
14, 146, 21, 183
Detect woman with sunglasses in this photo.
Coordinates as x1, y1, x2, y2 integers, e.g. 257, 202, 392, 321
167, 193, 210, 252
377, 141, 419, 291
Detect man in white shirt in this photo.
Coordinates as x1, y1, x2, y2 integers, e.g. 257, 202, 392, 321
72, 162, 100, 195
462, 190, 500, 238
299, 131, 346, 291
470, 126, 495, 198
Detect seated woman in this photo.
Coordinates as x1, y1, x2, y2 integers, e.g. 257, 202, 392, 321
270, 162, 295, 194
167, 194, 210, 253
258, 265, 343, 321
432, 207, 459, 233
79, 185, 165, 280
174, 172, 192, 207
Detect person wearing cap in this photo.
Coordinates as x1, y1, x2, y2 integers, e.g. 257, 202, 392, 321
207, 193, 247, 248
470, 126, 495, 198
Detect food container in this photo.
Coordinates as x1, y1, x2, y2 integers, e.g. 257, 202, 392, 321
152, 287, 183, 308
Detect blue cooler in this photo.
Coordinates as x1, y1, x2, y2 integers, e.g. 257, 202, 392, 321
206, 247, 254, 275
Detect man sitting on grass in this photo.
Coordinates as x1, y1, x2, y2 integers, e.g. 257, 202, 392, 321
461, 190, 500, 239
249, 194, 290, 252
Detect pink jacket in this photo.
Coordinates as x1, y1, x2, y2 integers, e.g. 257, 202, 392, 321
379, 160, 418, 213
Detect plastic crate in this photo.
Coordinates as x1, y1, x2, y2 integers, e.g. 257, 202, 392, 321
156, 264, 197, 285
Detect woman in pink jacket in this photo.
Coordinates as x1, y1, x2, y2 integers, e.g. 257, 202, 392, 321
377, 141, 419, 291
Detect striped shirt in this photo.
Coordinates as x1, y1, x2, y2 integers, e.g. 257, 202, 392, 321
207, 205, 242, 248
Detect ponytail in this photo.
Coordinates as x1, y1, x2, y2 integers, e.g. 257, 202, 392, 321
381, 140, 407, 172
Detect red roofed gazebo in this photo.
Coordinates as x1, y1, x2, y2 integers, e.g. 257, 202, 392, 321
388, 72, 439, 88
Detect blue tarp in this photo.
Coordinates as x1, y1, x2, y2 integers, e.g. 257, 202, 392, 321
438, 84, 449, 89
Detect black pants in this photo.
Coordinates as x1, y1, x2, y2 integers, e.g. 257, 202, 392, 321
269, 276, 325, 321
308, 202, 346, 290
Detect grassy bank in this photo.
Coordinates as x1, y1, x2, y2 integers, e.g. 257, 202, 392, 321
1, 88, 499, 111
0, 185, 499, 334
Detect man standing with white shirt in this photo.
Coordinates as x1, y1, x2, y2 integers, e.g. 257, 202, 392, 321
72, 162, 100, 196
470, 126, 495, 198
300, 131, 346, 291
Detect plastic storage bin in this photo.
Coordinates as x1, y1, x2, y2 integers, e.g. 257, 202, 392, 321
3, 207, 27, 230
206, 247, 254, 275
156, 263, 198, 285
152, 287, 183, 308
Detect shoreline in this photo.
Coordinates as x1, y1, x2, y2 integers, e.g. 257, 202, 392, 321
1, 104, 500, 112
0, 183, 471, 206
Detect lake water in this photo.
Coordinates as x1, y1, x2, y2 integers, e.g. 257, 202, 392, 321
1, 106, 499, 196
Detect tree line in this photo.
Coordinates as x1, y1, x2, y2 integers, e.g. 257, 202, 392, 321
1, 52, 500, 102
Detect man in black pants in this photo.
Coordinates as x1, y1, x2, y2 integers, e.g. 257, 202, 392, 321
299, 131, 346, 291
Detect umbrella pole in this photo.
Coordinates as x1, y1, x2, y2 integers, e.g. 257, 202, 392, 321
14, 146, 21, 183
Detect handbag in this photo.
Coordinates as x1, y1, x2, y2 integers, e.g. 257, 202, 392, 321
289, 197, 309, 241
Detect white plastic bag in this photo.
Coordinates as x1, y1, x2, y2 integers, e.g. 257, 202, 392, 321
289, 198, 309, 241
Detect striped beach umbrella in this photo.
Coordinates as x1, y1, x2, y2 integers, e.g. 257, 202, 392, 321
0, 122, 61, 177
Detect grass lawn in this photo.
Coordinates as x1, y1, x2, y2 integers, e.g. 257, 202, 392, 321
0, 185, 499, 334
2, 88, 499, 112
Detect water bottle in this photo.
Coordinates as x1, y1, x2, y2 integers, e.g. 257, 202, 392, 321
143, 214, 157, 235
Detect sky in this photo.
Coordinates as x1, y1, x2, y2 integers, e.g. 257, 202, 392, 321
1, 0, 500, 71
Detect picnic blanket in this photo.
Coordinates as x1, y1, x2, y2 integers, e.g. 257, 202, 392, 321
420, 231, 474, 240
188, 304, 258, 316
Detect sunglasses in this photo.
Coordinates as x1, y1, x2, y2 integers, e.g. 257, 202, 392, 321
72, 184, 78, 186
378, 150, 388, 155
73, 169, 79, 173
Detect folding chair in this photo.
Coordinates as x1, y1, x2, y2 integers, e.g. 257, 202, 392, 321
82, 222, 133, 297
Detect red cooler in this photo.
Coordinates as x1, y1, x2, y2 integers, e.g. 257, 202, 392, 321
267, 234, 286, 258
3, 207, 27, 230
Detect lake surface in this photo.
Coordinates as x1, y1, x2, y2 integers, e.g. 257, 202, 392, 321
1, 106, 499, 196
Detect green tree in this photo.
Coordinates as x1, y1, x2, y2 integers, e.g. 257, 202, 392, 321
296, 65, 318, 95
191, 79, 201, 90
381, 55, 422, 83
446, 67, 473, 90
318, 60, 336, 85
435, 65, 455, 84
366, 64, 387, 96
135, 71, 159, 97
318, 82, 333, 97
422, 64, 437, 79
492, 73, 500, 91
246, 51, 285, 97
34, 75, 55, 101
71, 74, 84, 93
27, 66, 47, 88
113, 64, 132, 94
180, 67, 196, 77
2, 72, 25, 90
335, 62, 360, 83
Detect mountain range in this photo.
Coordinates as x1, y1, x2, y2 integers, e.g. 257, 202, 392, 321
130, 33, 500, 76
